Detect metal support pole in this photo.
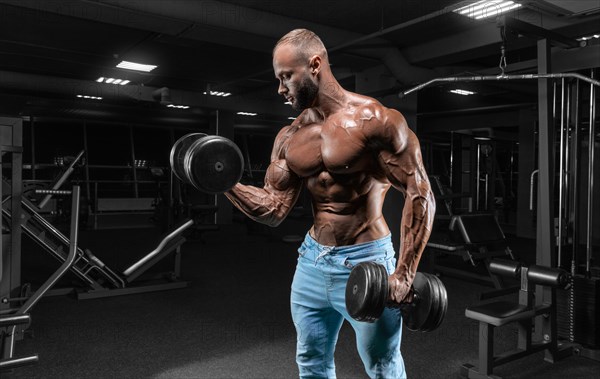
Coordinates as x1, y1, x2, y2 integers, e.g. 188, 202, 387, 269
564, 81, 572, 244
571, 80, 580, 272
586, 70, 596, 277
558, 78, 566, 267
535, 39, 558, 361
476, 143, 481, 211
449, 131, 454, 188
10, 121, 23, 313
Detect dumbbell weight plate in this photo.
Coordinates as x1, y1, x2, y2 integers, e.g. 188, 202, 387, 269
170, 133, 207, 182
419, 273, 445, 332
345, 261, 388, 323
414, 272, 440, 332
183, 135, 244, 194
402, 272, 435, 332
429, 274, 448, 331
412, 273, 447, 332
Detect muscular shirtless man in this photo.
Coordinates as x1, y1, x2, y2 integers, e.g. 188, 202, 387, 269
225, 29, 435, 379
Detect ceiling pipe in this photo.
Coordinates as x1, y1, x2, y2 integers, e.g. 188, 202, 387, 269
328, 1, 470, 54
349, 45, 437, 85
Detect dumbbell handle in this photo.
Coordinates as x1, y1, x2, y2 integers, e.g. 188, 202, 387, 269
387, 288, 418, 309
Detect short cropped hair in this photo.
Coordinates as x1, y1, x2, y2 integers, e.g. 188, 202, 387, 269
273, 29, 328, 62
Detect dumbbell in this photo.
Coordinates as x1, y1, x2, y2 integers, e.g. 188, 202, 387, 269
345, 261, 448, 332
170, 133, 244, 194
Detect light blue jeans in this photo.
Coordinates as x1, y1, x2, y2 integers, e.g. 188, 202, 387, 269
291, 233, 406, 379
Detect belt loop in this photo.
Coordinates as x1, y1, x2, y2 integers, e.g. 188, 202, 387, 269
315, 246, 334, 265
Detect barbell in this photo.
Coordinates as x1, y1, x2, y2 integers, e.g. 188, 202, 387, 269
170, 133, 244, 194
345, 261, 448, 332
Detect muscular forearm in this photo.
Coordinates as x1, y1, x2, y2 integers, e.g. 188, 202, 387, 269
225, 183, 295, 227
396, 191, 435, 274
391, 188, 435, 301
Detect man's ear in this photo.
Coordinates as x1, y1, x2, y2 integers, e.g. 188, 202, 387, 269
309, 55, 321, 76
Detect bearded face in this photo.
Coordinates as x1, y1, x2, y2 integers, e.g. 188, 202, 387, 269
273, 44, 321, 111
292, 75, 319, 111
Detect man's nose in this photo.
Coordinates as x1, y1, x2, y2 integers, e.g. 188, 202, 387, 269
278, 82, 287, 96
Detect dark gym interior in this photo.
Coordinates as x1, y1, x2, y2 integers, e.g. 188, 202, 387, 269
1, 1, 600, 378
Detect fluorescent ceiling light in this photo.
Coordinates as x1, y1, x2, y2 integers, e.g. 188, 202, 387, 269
77, 94, 103, 100
454, 0, 521, 20
450, 89, 476, 96
237, 112, 257, 116
474, 137, 491, 141
203, 90, 232, 97
166, 104, 190, 109
577, 33, 600, 41
116, 60, 157, 72
97, 77, 131, 85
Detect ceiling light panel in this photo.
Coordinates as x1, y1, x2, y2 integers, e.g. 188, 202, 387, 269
454, 0, 522, 20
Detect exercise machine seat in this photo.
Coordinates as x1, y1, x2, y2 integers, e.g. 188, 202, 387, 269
465, 301, 533, 326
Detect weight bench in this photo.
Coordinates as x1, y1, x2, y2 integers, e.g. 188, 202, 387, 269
460, 259, 571, 379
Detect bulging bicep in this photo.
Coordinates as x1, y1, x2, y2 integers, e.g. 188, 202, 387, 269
265, 159, 301, 193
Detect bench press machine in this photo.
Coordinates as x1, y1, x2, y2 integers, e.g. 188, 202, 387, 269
1, 187, 81, 373
2, 189, 199, 300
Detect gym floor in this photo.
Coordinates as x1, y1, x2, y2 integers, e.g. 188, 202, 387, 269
8, 216, 600, 379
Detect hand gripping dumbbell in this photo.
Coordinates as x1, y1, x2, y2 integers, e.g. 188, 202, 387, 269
170, 133, 244, 194
345, 261, 448, 332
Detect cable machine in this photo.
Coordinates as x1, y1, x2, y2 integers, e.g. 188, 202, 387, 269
400, 19, 600, 376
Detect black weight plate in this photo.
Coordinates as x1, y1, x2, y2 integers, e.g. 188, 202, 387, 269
346, 262, 386, 323
403, 272, 433, 332
170, 133, 206, 182
184, 135, 244, 194
417, 273, 441, 332
371, 262, 388, 322
430, 275, 448, 331
421, 273, 443, 332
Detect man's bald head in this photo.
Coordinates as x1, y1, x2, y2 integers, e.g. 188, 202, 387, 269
273, 29, 328, 63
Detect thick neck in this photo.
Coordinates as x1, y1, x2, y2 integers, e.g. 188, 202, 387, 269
313, 72, 347, 117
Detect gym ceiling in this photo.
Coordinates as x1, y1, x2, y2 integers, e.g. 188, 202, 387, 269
0, 0, 599, 131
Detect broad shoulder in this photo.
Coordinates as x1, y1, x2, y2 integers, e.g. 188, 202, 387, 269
347, 95, 409, 141
272, 124, 298, 160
